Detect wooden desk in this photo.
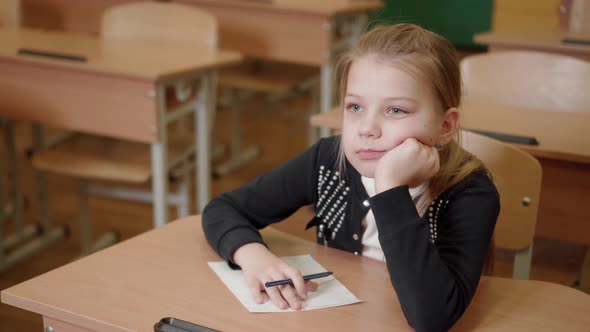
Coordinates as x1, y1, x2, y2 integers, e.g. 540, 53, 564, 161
474, 29, 590, 62
173, 0, 383, 138
310, 102, 590, 246
21, 0, 383, 137
0, 28, 241, 227
174, 0, 382, 66
461, 100, 590, 246
2, 216, 590, 331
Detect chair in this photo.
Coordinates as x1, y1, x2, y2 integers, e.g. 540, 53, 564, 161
0, 0, 68, 272
31, 2, 218, 255
461, 51, 590, 282
0, 0, 21, 223
460, 51, 590, 113
461, 130, 542, 279
568, 0, 590, 33
313, 52, 590, 129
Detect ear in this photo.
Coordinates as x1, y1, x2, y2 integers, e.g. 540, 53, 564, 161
439, 107, 459, 145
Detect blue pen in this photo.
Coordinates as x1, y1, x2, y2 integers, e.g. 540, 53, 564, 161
264, 271, 333, 288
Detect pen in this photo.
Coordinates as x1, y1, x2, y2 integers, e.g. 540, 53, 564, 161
264, 271, 333, 288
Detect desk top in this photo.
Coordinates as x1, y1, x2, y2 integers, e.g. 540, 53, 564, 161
474, 29, 590, 56
176, 0, 383, 65
0, 28, 242, 82
461, 100, 590, 164
2, 216, 590, 331
180, 0, 383, 16
311, 101, 590, 164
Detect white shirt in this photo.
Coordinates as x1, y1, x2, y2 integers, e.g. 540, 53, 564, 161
360, 176, 427, 262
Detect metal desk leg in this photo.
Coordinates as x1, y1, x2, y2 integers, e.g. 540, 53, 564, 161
317, 12, 369, 140
319, 63, 333, 139
3, 119, 23, 235
213, 87, 261, 176
0, 124, 67, 273
196, 74, 213, 213
77, 179, 118, 256
151, 84, 169, 228
1, 119, 36, 255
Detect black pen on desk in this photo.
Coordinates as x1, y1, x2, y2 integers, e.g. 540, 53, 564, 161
264, 272, 333, 288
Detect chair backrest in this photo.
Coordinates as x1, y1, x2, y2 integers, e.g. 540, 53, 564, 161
0, 0, 20, 28
460, 51, 590, 113
569, 0, 590, 33
101, 2, 217, 52
460, 130, 542, 253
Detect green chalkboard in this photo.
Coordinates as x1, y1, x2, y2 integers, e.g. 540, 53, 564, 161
371, 0, 493, 48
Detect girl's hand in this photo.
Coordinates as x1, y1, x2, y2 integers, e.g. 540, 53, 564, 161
232, 243, 318, 310
374, 138, 440, 194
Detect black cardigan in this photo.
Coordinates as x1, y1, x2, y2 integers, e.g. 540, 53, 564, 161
203, 136, 499, 332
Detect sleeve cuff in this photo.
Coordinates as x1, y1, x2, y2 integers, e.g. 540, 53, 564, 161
217, 228, 267, 269
369, 185, 420, 236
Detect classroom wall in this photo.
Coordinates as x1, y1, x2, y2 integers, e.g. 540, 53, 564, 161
492, 0, 561, 32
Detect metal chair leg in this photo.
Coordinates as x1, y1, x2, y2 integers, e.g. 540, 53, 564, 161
175, 162, 191, 218
513, 242, 534, 280
214, 88, 261, 176
0, 122, 68, 273
77, 179, 119, 257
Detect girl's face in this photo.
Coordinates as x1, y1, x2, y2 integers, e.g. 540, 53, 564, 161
342, 54, 454, 178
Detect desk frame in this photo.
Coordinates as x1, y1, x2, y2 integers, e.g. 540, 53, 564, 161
0, 59, 215, 230
0, 28, 242, 268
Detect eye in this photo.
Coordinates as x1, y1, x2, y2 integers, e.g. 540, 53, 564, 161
387, 107, 407, 115
346, 103, 362, 112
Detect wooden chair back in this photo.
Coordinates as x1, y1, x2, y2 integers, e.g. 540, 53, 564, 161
460, 51, 590, 113
101, 2, 217, 51
461, 130, 542, 279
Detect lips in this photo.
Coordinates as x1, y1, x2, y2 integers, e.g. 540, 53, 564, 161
356, 149, 386, 160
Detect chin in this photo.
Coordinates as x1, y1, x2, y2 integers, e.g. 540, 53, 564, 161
350, 160, 376, 178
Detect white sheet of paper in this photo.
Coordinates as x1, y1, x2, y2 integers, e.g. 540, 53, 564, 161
208, 254, 362, 312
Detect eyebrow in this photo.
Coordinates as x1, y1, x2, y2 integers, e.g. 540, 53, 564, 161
345, 93, 418, 104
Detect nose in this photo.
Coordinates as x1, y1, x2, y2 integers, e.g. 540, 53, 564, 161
358, 111, 381, 138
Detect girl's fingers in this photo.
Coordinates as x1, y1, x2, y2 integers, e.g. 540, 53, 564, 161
247, 278, 264, 304
305, 280, 319, 292
266, 271, 299, 310
246, 262, 312, 310
265, 283, 289, 310
283, 268, 307, 299
278, 284, 302, 310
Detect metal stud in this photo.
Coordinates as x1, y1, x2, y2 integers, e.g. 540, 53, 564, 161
522, 197, 531, 207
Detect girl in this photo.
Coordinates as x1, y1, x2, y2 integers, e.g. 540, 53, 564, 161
203, 23, 499, 331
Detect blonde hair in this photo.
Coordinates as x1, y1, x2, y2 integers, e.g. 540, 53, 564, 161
336, 23, 494, 274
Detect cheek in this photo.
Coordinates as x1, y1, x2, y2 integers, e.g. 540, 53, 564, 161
383, 122, 438, 147
381, 122, 415, 146
341, 130, 354, 155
